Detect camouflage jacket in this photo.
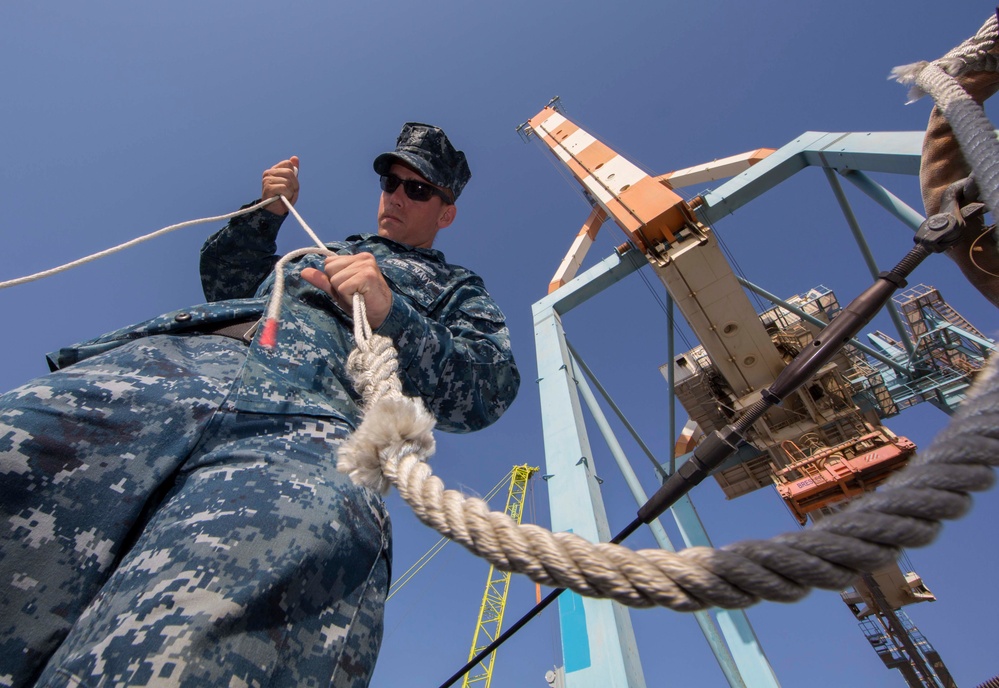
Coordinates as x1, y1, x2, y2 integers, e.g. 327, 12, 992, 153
48, 206, 520, 434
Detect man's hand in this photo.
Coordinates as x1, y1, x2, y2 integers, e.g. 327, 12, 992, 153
262, 156, 300, 216
301, 253, 394, 328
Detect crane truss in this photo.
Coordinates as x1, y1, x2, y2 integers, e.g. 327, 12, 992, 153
462, 464, 539, 687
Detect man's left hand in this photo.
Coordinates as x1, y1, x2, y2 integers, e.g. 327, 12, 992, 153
301, 253, 393, 328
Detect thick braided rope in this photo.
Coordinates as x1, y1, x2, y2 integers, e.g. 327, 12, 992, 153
336, 294, 999, 611
336, 293, 438, 495
891, 12, 999, 221
934, 12, 999, 76
892, 12, 999, 92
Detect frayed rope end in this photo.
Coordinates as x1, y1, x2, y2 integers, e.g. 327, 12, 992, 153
890, 61, 928, 85
890, 61, 933, 103
336, 396, 437, 494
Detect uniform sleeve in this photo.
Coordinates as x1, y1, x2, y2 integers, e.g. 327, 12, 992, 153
200, 204, 287, 301
375, 282, 520, 434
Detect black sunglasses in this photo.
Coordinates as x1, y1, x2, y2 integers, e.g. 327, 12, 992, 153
379, 173, 452, 204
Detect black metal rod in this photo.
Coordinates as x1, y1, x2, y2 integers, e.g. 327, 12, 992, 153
437, 587, 563, 688
436, 516, 643, 688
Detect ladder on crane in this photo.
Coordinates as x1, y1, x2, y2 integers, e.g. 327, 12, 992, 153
462, 464, 539, 688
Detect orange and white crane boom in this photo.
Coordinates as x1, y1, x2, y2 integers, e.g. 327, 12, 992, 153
526, 102, 786, 409
527, 106, 696, 258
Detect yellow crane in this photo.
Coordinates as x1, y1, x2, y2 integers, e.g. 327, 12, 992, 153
462, 464, 539, 687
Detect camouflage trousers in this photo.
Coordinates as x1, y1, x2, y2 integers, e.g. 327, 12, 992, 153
0, 335, 391, 688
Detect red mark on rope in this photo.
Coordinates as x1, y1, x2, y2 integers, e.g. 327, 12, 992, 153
260, 319, 279, 348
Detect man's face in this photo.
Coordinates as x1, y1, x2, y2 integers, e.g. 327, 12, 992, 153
377, 163, 456, 248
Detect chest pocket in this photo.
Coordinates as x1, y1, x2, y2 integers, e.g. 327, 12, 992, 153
379, 256, 452, 315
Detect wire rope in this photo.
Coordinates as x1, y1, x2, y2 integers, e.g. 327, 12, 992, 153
387, 536, 451, 601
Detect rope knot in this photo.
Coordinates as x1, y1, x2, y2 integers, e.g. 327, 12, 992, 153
336, 394, 437, 494
336, 292, 437, 494
347, 333, 403, 406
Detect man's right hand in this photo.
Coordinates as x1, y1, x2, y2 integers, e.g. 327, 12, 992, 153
262, 156, 300, 215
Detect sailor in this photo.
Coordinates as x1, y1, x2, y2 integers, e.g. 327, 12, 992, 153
0, 123, 520, 687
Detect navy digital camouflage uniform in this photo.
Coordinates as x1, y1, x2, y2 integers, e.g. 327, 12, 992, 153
0, 204, 520, 687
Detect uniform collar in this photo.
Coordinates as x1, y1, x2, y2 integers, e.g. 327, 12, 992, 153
344, 233, 447, 263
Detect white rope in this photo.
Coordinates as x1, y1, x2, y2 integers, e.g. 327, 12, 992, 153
280, 196, 326, 250
0, 194, 334, 349
0, 196, 314, 292
337, 293, 437, 495
891, 13, 999, 99
337, 295, 999, 610
0, 198, 291, 291
891, 12, 999, 220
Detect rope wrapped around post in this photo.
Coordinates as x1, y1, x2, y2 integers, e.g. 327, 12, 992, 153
336, 292, 999, 612
892, 11, 999, 221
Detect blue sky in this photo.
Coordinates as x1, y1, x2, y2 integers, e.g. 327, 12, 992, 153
2, 2, 997, 686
